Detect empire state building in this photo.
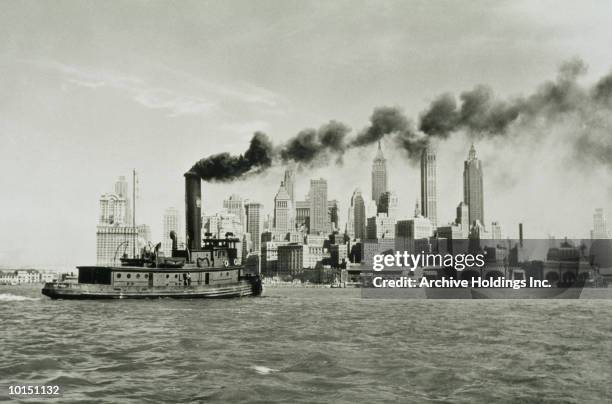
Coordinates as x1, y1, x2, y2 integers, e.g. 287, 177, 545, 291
371, 141, 388, 205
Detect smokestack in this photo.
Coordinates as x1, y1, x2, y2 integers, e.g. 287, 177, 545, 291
185, 171, 202, 250
519, 223, 523, 247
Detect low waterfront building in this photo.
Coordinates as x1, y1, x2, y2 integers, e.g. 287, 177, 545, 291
0, 269, 43, 284
262, 241, 289, 276
277, 244, 305, 275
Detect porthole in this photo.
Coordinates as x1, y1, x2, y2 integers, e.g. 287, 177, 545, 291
144, 274, 148, 279
127, 274, 131, 279
175, 274, 178, 278
117, 273, 122, 279
136, 274, 140, 278
166, 274, 169, 279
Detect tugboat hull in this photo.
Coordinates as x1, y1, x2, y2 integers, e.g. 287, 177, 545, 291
42, 280, 261, 299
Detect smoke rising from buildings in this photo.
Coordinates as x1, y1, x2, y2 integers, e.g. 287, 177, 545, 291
191, 58, 612, 182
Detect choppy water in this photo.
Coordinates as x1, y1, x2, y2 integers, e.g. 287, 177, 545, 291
1, 285, 612, 403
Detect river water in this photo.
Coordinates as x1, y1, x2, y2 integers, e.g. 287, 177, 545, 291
1, 285, 612, 403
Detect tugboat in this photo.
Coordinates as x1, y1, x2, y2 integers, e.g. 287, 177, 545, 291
42, 172, 263, 299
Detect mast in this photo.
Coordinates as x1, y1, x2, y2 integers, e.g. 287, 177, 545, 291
132, 169, 136, 258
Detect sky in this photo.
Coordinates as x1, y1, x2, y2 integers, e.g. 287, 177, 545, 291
1, 0, 612, 269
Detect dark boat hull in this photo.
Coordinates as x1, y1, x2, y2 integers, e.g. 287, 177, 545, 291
42, 280, 261, 299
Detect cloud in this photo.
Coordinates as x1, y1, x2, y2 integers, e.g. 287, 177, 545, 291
19, 59, 283, 118
220, 120, 271, 134
132, 88, 213, 117
155, 64, 285, 110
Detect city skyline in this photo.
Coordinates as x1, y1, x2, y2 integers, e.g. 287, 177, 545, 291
3, 1, 612, 267
150, 139, 609, 252
9, 135, 612, 269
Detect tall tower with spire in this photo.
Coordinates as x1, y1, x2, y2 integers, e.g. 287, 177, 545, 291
463, 144, 484, 226
371, 141, 388, 206
273, 181, 293, 233
420, 146, 437, 228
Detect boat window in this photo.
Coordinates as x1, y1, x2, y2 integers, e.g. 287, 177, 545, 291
117, 273, 121, 279
166, 274, 169, 279
175, 274, 178, 278
136, 274, 140, 278
127, 274, 131, 279
144, 274, 148, 279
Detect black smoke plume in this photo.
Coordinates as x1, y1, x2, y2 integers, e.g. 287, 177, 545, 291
190, 58, 612, 182
280, 120, 351, 165
351, 106, 428, 159
593, 71, 612, 105
418, 58, 594, 138
189, 131, 274, 182
352, 107, 410, 146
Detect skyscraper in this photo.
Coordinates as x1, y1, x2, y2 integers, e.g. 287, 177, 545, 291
98, 193, 128, 225
420, 146, 438, 228
371, 141, 388, 205
96, 178, 135, 265
283, 167, 295, 203
273, 181, 293, 233
114, 175, 131, 224
162, 207, 181, 256
223, 194, 246, 232
295, 200, 310, 231
245, 202, 263, 253
463, 144, 484, 226
591, 208, 610, 239
114, 176, 128, 198
328, 200, 339, 231
347, 204, 354, 237
456, 201, 470, 238
309, 178, 328, 234
491, 221, 503, 240
348, 189, 366, 240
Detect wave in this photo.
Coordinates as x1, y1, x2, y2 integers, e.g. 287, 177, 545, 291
0, 293, 40, 302
252, 365, 279, 375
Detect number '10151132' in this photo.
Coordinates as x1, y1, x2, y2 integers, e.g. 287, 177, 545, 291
9, 385, 60, 395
